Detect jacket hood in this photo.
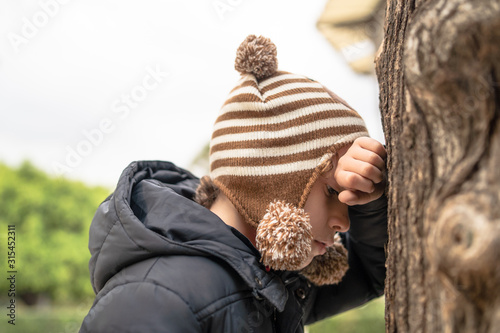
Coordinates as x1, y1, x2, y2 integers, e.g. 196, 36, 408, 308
87, 161, 288, 311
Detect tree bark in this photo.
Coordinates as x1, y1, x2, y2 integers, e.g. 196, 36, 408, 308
375, 0, 500, 332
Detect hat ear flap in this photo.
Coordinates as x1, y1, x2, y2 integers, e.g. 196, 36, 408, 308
256, 200, 313, 271
300, 234, 349, 285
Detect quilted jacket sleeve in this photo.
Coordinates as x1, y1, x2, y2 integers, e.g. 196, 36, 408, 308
79, 282, 202, 333
304, 194, 388, 324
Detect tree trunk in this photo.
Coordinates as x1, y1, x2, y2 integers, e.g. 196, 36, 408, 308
375, 0, 500, 332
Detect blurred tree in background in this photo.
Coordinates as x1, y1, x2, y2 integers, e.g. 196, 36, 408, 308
0, 162, 110, 305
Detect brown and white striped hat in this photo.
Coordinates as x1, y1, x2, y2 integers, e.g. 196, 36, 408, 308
209, 35, 369, 283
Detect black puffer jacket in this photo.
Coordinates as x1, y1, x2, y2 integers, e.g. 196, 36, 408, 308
79, 161, 387, 333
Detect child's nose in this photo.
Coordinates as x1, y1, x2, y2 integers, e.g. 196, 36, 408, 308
328, 202, 350, 232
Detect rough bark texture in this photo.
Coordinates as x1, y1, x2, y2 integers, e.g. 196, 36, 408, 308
375, 0, 500, 332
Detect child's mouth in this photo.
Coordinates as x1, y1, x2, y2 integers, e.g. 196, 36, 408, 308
314, 240, 328, 255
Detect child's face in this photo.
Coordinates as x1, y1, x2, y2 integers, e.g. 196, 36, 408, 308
302, 146, 350, 268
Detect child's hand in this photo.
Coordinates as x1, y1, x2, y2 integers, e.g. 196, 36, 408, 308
334, 137, 387, 206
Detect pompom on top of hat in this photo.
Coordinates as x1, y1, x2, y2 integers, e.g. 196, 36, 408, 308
235, 35, 278, 80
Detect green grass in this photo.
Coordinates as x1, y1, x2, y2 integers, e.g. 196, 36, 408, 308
1, 297, 384, 333
1, 301, 91, 333
307, 297, 385, 333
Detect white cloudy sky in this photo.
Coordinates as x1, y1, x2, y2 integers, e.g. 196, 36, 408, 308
0, 0, 383, 188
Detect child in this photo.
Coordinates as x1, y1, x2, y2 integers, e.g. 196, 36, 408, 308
80, 35, 387, 332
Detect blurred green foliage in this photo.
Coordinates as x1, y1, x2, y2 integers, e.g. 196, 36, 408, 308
308, 297, 385, 333
3, 304, 88, 333
0, 161, 110, 304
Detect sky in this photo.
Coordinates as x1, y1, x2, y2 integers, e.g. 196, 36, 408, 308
0, 0, 384, 189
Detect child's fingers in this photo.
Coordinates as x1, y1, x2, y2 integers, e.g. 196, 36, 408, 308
348, 143, 386, 172
338, 189, 372, 206
338, 190, 358, 205
333, 137, 387, 206
338, 157, 385, 184
336, 170, 375, 194
338, 183, 385, 206
354, 137, 387, 161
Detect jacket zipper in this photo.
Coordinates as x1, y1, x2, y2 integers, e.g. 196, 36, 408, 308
272, 307, 277, 332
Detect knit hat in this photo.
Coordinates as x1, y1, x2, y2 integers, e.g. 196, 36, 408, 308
209, 35, 369, 285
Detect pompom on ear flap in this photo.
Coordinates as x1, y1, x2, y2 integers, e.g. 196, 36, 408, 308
256, 200, 313, 271
300, 233, 349, 285
194, 176, 220, 209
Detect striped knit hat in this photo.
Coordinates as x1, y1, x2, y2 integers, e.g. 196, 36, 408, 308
209, 35, 369, 285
